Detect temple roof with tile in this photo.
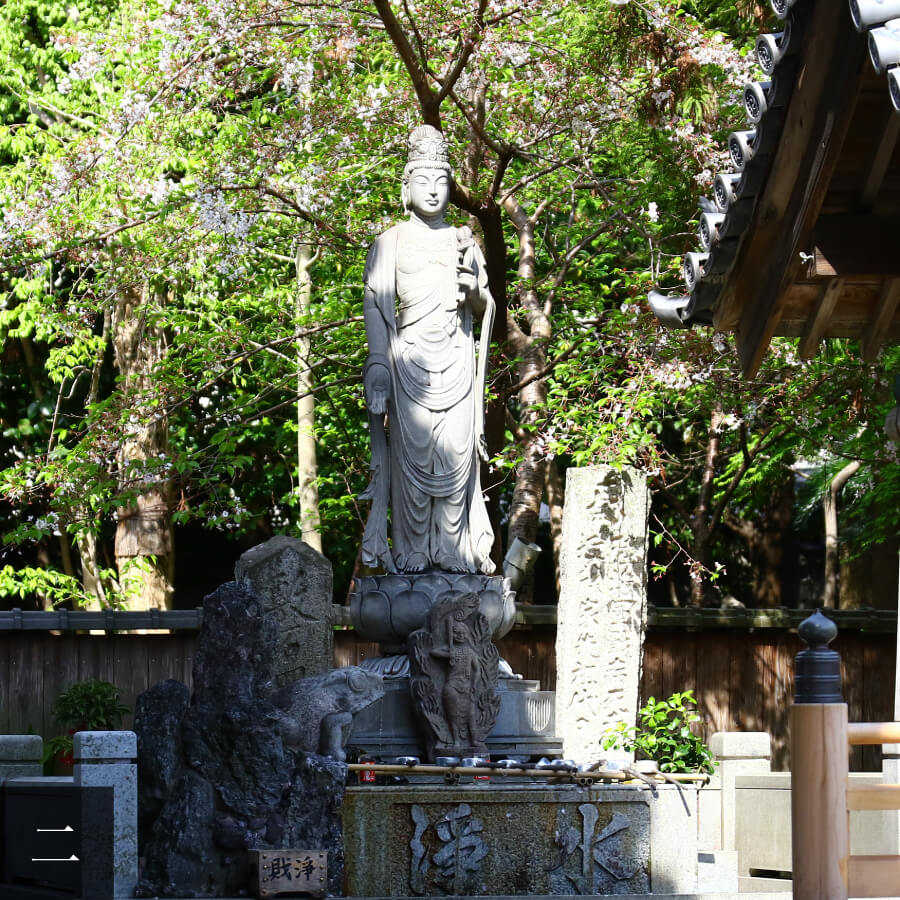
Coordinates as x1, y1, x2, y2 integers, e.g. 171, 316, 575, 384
650, 0, 900, 376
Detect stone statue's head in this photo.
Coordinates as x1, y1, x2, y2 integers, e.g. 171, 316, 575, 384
402, 124, 453, 214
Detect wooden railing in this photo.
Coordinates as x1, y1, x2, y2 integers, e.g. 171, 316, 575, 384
791, 611, 900, 899
846, 722, 900, 898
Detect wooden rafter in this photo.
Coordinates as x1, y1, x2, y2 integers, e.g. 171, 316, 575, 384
799, 277, 845, 359
736, 26, 867, 375
858, 110, 900, 211
861, 277, 900, 361
811, 216, 900, 278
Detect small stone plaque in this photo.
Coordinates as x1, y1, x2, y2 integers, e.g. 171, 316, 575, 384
253, 849, 327, 898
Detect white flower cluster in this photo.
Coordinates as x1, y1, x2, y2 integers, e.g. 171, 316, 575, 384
48, 160, 73, 202
194, 187, 254, 241
282, 58, 314, 95
121, 92, 152, 126
714, 413, 742, 433
33, 512, 61, 535
70, 49, 103, 81
294, 164, 325, 214
650, 361, 712, 390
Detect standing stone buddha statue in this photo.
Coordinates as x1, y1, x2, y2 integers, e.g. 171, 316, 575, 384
360, 125, 496, 576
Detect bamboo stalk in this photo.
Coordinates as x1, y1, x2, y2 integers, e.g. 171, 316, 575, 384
346, 763, 708, 783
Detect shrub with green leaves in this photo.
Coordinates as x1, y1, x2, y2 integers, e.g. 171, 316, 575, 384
43, 678, 130, 768
602, 690, 716, 774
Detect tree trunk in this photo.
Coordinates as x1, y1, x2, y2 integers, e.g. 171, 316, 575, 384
544, 456, 564, 598
689, 404, 723, 607
295, 239, 322, 551
504, 204, 551, 556
725, 476, 794, 608
112, 282, 173, 610
77, 305, 112, 610
823, 459, 861, 609
76, 531, 106, 610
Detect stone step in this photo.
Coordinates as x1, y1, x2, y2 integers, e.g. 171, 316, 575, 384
738, 874, 792, 893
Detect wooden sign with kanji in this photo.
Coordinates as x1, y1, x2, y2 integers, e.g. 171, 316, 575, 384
252, 849, 327, 898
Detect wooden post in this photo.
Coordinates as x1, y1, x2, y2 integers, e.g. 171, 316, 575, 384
791, 703, 849, 899
791, 610, 849, 900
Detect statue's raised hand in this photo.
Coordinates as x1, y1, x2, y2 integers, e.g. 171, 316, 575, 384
364, 362, 391, 415
456, 225, 480, 305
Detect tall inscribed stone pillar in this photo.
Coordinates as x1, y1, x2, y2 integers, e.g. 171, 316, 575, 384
555, 466, 650, 763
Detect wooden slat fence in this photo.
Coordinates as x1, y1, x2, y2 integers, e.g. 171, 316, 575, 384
0, 632, 196, 737
1, 610, 894, 770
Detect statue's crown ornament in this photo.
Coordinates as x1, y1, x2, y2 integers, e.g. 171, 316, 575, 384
407, 124, 450, 168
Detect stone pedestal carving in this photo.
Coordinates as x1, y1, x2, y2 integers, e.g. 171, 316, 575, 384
235, 536, 333, 685
348, 674, 559, 759
555, 466, 650, 764
408, 592, 500, 760
343, 783, 697, 896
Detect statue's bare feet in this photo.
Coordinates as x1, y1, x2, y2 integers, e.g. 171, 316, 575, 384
437, 557, 469, 574
397, 552, 428, 573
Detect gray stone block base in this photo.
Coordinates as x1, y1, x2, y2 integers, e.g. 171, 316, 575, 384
73, 730, 137, 899
343, 783, 697, 896
142, 895, 794, 900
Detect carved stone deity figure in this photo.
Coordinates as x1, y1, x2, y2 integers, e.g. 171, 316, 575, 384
360, 125, 496, 576
408, 592, 500, 760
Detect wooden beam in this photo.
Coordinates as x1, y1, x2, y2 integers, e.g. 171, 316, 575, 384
849, 855, 900, 898
847, 784, 900, 810
861, 278, 900, 362
858, 110, 900, 211
710, 7, 868, 375
848, 720, 900, 745
812, 217, 900, 278
799, 278, 844, 358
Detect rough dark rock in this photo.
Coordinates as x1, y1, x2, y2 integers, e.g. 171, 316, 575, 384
134, 678, 190, 835
135, 770, 223, 898
281, 754, 348, 897
191, 580, 276, 702
134, 577, 379, 897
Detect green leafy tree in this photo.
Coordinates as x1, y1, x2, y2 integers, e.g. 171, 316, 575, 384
3, 0, 893, 613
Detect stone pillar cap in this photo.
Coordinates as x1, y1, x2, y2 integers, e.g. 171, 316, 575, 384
73, 730, 137, 761
0, 734, 43, 761
710, 731, 771, 759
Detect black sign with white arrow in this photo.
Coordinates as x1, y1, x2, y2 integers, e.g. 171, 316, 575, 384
2, 781, 114, 898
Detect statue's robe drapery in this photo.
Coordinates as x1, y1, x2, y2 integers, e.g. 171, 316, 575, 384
362, 220, 493, 574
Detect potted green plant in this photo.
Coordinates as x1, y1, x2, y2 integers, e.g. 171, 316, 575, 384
43, 679, 130, 774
